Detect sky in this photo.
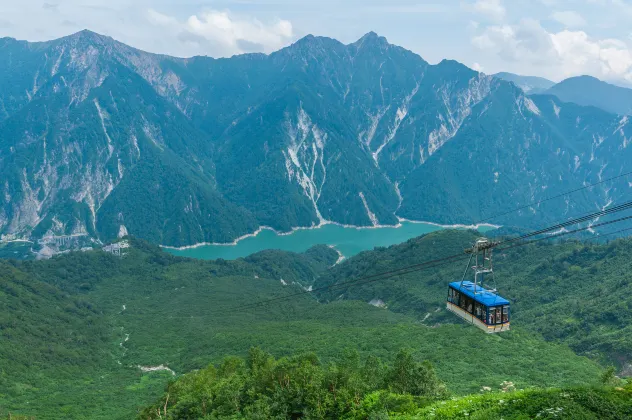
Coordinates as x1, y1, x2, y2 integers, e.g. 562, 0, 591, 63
2, 0, 632, 85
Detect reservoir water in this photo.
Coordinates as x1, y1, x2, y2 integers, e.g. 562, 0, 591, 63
165, 222, 495, 261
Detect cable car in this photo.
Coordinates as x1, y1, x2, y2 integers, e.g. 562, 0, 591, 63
446, 238, 510, 333
446, 281, 510, 333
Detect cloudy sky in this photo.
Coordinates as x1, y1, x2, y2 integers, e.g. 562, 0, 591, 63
2, 0, 632, 85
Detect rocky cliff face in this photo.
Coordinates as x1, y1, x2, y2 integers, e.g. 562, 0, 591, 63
1, 30, 631, 246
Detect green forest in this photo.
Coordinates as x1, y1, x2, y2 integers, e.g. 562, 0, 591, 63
315, 230, 632, 366
1, 231, 632, 418
139, 348, 632, 419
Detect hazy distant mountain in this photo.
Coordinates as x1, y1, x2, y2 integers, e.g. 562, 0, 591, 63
493, 72, 555, 94
496, 72, 632, 115
1, 30, 631, 246
544, 75, 632, 115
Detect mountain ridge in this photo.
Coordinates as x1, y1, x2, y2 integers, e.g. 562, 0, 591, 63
496, 71, 632, 116
1, 30, 632, 247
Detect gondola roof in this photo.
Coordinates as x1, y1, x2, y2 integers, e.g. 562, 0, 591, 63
449, 281, 510, 306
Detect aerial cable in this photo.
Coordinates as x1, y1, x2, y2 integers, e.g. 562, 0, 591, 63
231, 253, 466, 312
497, 200, 632, 247
474, 170, 632, 224
227, 202, 632, 310
157, 219, 632, 320
497, 213, 632, 252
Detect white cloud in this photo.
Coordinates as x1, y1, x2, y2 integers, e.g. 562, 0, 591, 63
472, 19, 632, 83
147, 9, 294, 57
551, 31, 632, 79
472, 62, 484, 71
471, 19, 558, 65
465, 0, 506, 21
0, 1, 295, 58
551, 10, 586, 28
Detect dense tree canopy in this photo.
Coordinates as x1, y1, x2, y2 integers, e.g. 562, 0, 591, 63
139, 348, 448, 419
1, 232, 632, 418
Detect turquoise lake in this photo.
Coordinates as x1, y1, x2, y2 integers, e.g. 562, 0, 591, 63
165, 222, 495, 261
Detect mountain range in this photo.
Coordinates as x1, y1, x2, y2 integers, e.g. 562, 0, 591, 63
495, 72, 632, 115
546, 75, 632, 115
2, 30, 632, 247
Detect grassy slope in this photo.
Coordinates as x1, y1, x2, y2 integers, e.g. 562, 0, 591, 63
0, 238, 606, 419
412, 387, 632, 419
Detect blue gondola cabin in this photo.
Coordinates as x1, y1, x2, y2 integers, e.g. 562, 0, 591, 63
446, 281, 510, 333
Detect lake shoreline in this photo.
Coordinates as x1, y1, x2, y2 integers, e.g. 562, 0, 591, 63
328, 245, 346, 266
161, 219, 500, 251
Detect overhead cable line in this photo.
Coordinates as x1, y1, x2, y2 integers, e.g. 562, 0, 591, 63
497, 213, 632, 252
498, 201, 632, 246
474, 170, 632, 224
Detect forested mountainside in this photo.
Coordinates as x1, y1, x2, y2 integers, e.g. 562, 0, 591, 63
2, 30, 632, 247
1, 233, 624, 419
315, 229, 632, 369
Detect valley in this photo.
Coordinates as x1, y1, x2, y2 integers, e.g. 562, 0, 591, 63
1, 232, 631, 418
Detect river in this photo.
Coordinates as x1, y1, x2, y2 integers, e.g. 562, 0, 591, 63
165, 222, 495, 261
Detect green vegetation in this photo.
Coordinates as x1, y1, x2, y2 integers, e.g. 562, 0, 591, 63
315, 229, 632, 368
415, 386, 632, 419
139, 347, 447, 419
0, 235, 613, 418
139, 348, 632, 419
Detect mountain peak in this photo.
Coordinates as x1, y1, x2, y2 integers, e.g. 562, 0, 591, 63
361, 31, 379, 40
564, 75, 601, 83
75, 29, 98, 36
354, 31, 389, 47
274, 33, 345, 59
553, 75, 629, 90
58, 29, 115, 46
